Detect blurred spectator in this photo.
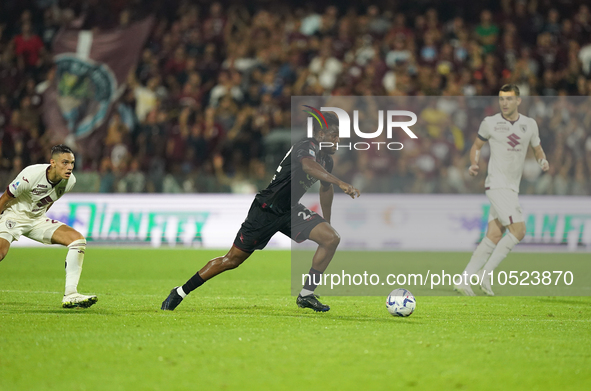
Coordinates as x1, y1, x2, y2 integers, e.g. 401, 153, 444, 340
119, 158, 146, 193
0, 0, 589, 196
309, 47, 343, 91
13, 21, 44, 71
133, 76, 161, 123
474, 10, 499, 55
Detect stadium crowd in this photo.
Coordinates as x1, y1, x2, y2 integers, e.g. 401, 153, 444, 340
0, 0, 590, 195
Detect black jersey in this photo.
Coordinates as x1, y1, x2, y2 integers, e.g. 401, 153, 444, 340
255, 138, 333, 215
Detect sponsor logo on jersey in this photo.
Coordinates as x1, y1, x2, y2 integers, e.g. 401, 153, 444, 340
495, 126, 510, 132
36, 195, 54, 208
37, 184, 48, 188
6, 220, 16, 229
32, 186, 49, 195
22, 176, 29, 183
520, 124, 527, 133
507, 133, 521, 148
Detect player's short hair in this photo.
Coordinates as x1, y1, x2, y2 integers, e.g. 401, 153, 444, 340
51, 144, 74, 158
499, 84, 520, 96
312, 112, 339, 136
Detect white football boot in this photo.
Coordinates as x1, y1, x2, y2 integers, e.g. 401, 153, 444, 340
453, 283, 476, 296
479, 272, 495, 296
62, 293, 98, 308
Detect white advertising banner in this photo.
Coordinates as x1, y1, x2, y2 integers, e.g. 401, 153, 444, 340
299, 194, 591, 251
12, 194, 290, 249
12, 194, 591, 251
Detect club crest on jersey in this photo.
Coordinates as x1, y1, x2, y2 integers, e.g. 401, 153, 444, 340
520, 124, 527, 133
6, 220, 16, 229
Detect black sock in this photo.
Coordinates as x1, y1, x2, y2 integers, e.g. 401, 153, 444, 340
182, 272, 205, 294
303, 268, 323, 291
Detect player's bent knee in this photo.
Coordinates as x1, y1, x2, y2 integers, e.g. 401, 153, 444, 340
0, 247, 9, 261
508, 223, 526, 242
332, 232, 341, 247
513, 229, 526, 242
487, 234, 502, 245
69, 232, 85, 244
68, 238, 86, 248
0, 238, 10, 261
324, 231, 341, 250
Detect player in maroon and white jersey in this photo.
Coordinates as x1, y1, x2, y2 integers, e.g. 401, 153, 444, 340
455, 84, 550, 296
0, 145, 97, 308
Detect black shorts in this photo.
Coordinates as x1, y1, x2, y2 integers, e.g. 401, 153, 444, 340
233, 200, 326, 253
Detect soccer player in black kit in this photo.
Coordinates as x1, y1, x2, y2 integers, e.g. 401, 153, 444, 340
161, 112, 360, 312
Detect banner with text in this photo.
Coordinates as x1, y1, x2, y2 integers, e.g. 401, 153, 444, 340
12, 194, 590, 252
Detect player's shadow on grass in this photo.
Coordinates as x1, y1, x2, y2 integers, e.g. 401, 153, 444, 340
181, 305, 424, 324
0, 303, 113, 315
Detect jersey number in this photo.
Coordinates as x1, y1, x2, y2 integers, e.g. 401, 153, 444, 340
298, 211, 311, 220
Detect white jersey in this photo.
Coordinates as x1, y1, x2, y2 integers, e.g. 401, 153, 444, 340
5, 164, 76, 219
478, 113, 540, 193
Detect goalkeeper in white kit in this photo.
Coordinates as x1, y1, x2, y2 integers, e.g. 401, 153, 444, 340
0, 145, 97, 308
455, 84, 550, 296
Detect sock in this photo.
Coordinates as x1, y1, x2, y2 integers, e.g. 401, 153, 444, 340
176, 287, 187, 298
300, 289, 314, 297
64, 239, 86, 296
482, 233, 520, 275
464, 237, 497, 282
300, 268, 323, 296
181, 272, 205, 295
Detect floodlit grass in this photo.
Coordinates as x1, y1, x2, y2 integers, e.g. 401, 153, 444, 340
1, 248, 590, 391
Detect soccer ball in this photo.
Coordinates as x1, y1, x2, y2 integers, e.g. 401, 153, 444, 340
386, 288, 416, 317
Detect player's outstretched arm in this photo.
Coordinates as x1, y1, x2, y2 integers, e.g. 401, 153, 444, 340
319, 182, 333, 224
468, 138, 486, 177
0, 191, 15, 214
533, 145, 549, 172
302, 158, 360, 198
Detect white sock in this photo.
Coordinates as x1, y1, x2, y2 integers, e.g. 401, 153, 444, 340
176, 287, 187, 298
299, 288, 314, 297
464, 237, 496, 280
482, 233, 520, 274
64, 239, 86, 296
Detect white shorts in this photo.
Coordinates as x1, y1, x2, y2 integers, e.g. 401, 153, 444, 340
0, 212, 64, 244
485, 188, 524, 227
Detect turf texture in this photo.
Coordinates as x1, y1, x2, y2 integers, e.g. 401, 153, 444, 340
1, 248, 590, 391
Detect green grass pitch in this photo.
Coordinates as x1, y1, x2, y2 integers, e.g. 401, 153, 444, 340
1, 248, 590, 391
